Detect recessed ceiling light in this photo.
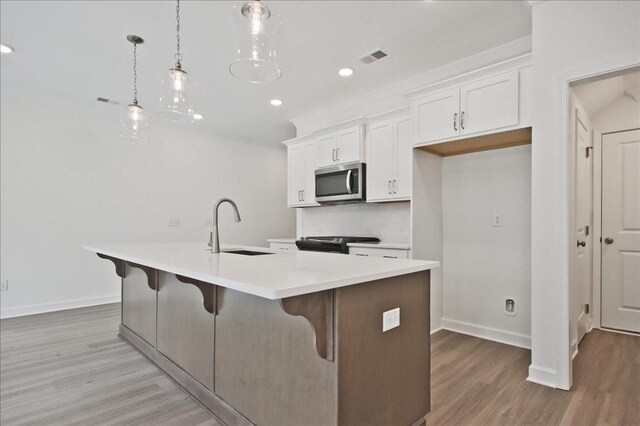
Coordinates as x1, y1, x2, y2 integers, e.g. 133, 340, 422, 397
193, 113, 204, 120
338, 68, 354, 77
270, 99, 283, 106
0, 44, 15, 54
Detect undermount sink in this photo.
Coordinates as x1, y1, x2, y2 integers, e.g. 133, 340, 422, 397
223, 250, 274, 256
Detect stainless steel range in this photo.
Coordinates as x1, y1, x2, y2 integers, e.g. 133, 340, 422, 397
295, 236, 380, 254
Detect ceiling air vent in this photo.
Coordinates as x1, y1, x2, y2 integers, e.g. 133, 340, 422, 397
360, 49, 388, 64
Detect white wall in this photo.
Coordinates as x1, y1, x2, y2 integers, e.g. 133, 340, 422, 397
0, 95, 296, 318
299, 202, 411, 242
441, 146, 532, 348
411, 150, 443, 332
530, 0, 640, 389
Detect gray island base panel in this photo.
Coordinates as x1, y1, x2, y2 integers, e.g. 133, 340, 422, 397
96, 255, 431, 426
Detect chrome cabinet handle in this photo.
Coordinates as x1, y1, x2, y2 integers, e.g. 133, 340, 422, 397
604, 237, 614, 245
460, 111, 465, 130
393, 180, 397, 194
332, 149, 336, 162
383, 255, 398, 259
346, 170, 353, 194
355, 253, 368, 256
301, 189, 304, 201
577, 240, 586, 247
336, 148, 340, 162
298, 190, 301, 201
388, 180, 392, 194
454, 112, 458, 131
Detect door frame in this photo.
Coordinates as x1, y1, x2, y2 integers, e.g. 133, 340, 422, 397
592, 127, 640, 333
540, 57, 640, 391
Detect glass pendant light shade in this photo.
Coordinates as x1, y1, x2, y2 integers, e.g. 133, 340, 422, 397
120, 35, 149, 145
119, 102, 149, 145
230, 1, 281, 83
157, 66, 196, 123
157, 0, 197, 123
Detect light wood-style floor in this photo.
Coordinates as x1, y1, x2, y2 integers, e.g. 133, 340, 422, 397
1, 303, 638, 425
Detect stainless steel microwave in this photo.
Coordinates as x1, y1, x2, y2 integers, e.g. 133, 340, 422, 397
315, 162, 366, 204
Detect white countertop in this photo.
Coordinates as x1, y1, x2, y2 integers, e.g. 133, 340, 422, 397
85, 242, 437, 300
267, 238, 411, 250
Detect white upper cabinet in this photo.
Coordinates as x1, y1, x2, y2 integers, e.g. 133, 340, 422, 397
459, 71, 519, 136
366, 115, 412, 202
287, 140, 319, 208
315, 125, 364, 167
412, 69, 524, 146
414, 88, 460, 143
336, 126, 362, 164
316, 133, 338, 167
287, 144, 304, 207
367, 121, 395, 201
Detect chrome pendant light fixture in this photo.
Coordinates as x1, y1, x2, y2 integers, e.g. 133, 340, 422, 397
120, 35, 149, 145
158, 0, 195, 122
230, 0, 281, 83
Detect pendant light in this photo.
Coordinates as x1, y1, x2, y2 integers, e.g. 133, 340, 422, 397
157, 0, 195, 122
120, 35, 149, 145
229, 0, 281, 83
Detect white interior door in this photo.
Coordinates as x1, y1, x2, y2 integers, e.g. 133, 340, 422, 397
574, 114, 592, 343
601, 129, 640, 333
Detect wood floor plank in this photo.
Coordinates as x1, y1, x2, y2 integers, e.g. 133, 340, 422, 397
1, 304, 638, 425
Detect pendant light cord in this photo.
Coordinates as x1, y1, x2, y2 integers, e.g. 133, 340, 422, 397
133, 42, 138, 104
175, 0, 182, 66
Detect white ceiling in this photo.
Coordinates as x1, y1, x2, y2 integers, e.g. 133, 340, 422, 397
0, 1, 532, 144
572, 69, 640, 118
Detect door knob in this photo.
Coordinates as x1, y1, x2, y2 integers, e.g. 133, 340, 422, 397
604, 237, 614, 245
577, 240, 586, 247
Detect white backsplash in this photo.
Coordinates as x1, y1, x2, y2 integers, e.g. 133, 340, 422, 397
299, 202, 411, 243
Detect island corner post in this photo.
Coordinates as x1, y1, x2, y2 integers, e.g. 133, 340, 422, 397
95, 249, 431, 426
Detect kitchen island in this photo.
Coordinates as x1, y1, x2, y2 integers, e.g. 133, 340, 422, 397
86, 242, 439, 426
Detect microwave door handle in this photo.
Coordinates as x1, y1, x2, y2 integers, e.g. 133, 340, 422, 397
346, 170, 353, 194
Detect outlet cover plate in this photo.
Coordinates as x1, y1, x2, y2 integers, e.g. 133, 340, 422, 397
383, 307, 400, 332
0, 280, 8, 291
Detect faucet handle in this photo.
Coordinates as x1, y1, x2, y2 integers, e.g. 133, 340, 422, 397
208, 231, 213, 248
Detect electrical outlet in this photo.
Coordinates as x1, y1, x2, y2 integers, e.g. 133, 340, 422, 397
382, 307, 400, 332
168, 217, 181, 227
493, 213, 504, 227
1, 280, 8, 291
504, 298, 517, 316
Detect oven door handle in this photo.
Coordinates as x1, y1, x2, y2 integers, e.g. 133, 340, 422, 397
346, 170, 353, 194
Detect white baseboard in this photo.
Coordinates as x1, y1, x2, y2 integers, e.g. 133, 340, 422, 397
527, 364, 559, 389
0, 294, 121, 319
440, 317, 531, 349
430, 327, 444, 335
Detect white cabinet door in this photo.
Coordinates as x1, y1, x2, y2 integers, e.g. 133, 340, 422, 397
413, 88, 460, 144
287, 144, 304, 207
349, 247, 409, 259
316, 133, 337, 167
367, 120, 395, 201
459, 71, 519, 136
394, 116, 412, 199
302, 141, 319, 205
336, 125, 362, 164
